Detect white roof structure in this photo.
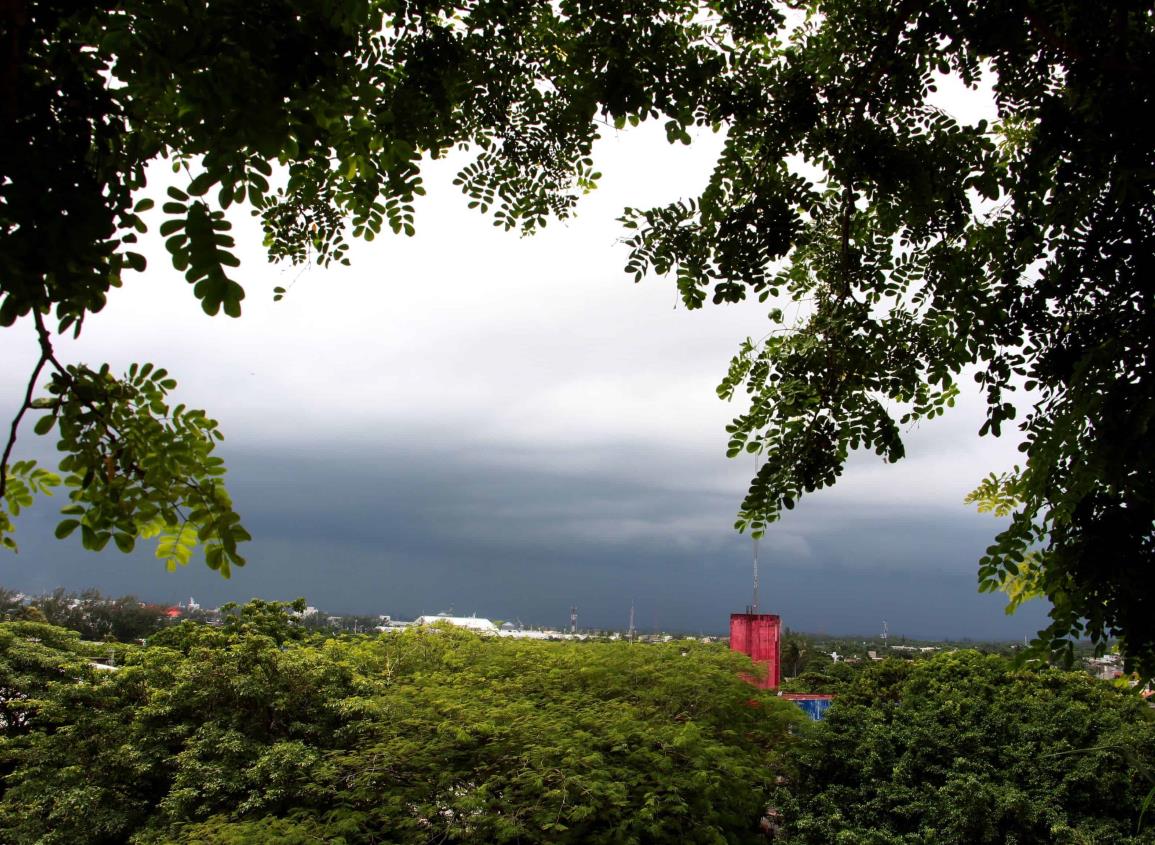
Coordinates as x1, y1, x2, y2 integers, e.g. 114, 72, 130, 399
414, 614, 498, 633
497, 628, 556, 640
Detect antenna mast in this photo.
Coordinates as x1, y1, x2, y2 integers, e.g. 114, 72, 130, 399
752, 451, 760, 613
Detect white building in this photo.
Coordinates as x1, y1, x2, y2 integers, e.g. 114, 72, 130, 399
414, 614, 498, 634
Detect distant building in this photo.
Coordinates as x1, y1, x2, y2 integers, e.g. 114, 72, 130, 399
414, 614, 498, 633
498, 628, 556, 640
891, 645, 939, 653
1085, 654, 1123, 681
375, 618, 411, 633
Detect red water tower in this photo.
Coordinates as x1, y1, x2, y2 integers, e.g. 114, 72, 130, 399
730, 612, 781, 689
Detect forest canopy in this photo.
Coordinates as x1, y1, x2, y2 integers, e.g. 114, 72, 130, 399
1, 607, 1153, 844
779, 651, 1155, 844
0, 605, 804, 844
2, 1, 1153, 672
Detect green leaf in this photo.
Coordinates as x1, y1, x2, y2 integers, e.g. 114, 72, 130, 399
55, 519, 80, 539
187, 173, 217, 196
81, 525, 107, 550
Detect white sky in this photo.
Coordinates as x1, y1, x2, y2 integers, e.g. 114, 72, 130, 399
3, 118, 1021, 499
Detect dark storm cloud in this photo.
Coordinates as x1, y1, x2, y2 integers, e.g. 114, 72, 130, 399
2, 437, 1050, 640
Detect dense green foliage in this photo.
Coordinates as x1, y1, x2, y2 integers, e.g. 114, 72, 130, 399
3, 1, 1154, 671
0, 619, 103, 737
779, 652, 1155, 844
0, 601, 802, 844
4, 604, 1151, 843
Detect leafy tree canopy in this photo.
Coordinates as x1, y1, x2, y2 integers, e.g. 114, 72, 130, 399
778, 652, 1155, 844
5, 610, 1150, 844
2, 1, 1154, 672
0, 604, 803, 844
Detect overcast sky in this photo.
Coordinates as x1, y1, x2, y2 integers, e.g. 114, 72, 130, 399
1, 87, 1052, 638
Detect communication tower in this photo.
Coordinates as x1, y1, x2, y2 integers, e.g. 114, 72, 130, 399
881, 620, 889, 647
569, 605, 577, 635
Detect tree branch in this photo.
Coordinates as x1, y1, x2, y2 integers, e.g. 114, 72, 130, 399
31, 309, 67, 375
2, 312, 75, 501
0, 350, 48, 500
839, 182, 854, 299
